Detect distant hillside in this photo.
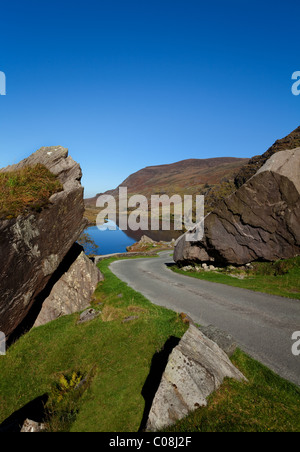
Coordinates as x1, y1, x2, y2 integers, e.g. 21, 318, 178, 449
85, 157, 249, 210
86, 125, 300, 217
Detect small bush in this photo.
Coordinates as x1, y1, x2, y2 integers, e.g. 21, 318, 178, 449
253, 259, 296, 276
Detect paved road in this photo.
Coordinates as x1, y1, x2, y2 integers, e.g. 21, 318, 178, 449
110, 252, 300, 386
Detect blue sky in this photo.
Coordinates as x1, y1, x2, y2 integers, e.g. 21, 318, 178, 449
0, 0, 299, 197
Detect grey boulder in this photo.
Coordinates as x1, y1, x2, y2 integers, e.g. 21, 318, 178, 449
34, 243, 103, 327
146, 325, 247, 431
198, 325, 237, 357
174, 148, 300, 266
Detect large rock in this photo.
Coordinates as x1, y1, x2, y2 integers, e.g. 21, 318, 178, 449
34, 244, 103, 327
146, 325, 246, 431
174, 148, 300, 266
0, 147, 87, 338
234, 125, 300, 188
198, 325, 237, 357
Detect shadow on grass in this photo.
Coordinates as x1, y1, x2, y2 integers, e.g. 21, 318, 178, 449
7, 243, 83, 348
0, 394, 48, 432
139, 336, 180, 432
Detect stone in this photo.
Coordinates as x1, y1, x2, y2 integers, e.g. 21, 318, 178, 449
174, 148, 300, 266
20, 419, 46, 433
122, 316, 139, 323
146, 325, 247, 432
0, 147, 87, 338
34, 243, 103, 327
198, 325, 237, 357
140, 235, 155, 244
77, 308, 100, 324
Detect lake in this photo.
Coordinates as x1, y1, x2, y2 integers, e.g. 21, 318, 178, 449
82, 221, 182, 255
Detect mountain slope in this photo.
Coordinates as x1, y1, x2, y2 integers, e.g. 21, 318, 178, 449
85, 157, 249, 207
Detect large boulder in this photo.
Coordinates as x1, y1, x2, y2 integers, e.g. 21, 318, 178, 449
146, 325, 246, 432
34, 243, 103, 327
174, 148, 300, 266
0, 147, 88, 338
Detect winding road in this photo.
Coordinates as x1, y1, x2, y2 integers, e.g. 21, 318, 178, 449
110, 251, 300, 386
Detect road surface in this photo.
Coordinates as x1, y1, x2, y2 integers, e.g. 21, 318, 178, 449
110, 251, 300, 386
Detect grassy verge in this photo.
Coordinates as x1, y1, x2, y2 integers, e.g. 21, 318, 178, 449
0, 256, 299, 432
0, 164, 63, 220
171, 256, 300, 300
0, 257, 187, 432
163, 349, 300, 432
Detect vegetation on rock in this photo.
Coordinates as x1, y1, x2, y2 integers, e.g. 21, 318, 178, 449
0, 164, 63, 219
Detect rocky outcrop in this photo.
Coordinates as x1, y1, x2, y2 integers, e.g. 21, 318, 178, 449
174, 148, 300, 266
198, 325, 237, 357
234, 126, 300, 188
34, 244, 103, 327
0, 147, 88, 338
146, 325, 246, 431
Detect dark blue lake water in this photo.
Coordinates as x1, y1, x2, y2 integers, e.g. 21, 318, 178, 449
82, 220, 182, 256
83, 223, 136, 255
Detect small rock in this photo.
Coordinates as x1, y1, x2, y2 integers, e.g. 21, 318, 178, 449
21, 419, 46, 433
140, 235, 155, 244
77, 308, 100, 324
122, 316, 139, 323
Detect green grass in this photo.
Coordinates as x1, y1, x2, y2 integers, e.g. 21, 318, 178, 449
172, 256, 300, 299
0, 257, 187, 432
0, 256, 299, 432
0, 164, 63, 220
163, 348, 300, 432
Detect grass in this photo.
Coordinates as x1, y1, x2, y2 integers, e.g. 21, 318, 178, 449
172, 256, 300, 300
163, 349, 300, 432
0, 256, 299, 432
0, 164, 63, 220
0, 257, 187, 432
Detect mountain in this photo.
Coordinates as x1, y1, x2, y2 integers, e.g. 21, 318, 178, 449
85, 157, 249, 209
85, 126, 300, 223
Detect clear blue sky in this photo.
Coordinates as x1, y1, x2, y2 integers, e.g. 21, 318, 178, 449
0, 0, 299, 197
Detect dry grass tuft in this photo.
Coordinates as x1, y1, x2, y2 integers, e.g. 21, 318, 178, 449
0, 164, 63, 219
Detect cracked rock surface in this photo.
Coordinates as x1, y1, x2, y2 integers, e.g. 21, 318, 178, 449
146, 325, 247, 431
0, 147, 87, 338
174, 148, 300, 265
